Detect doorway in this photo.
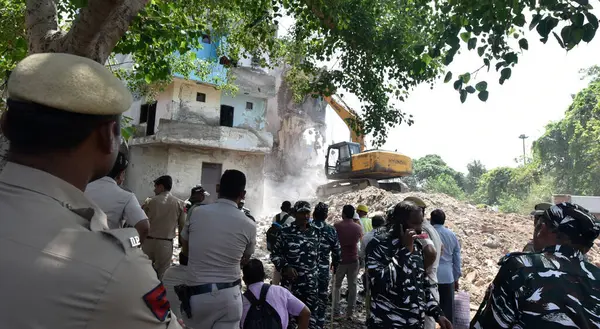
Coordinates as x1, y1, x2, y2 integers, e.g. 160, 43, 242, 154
220, 105, 234, 127
201, 162, 222, 204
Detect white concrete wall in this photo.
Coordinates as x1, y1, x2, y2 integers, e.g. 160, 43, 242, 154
170, 79, 221, 126
126, 145, 266, 213
125, 145, 169, 200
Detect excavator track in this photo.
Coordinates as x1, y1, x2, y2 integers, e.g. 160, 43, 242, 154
316, 179, 407, 198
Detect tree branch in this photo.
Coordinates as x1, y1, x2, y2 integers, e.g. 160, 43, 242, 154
25, 0, 66, 53
65, 0, 150, 63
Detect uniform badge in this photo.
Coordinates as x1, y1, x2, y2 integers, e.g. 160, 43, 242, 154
129, 236, 141, 247
143, 283, 171, 321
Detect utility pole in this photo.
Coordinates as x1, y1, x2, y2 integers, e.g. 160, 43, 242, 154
518, 134, 528, 166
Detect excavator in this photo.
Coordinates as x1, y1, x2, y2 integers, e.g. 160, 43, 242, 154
316, 95, 413, 197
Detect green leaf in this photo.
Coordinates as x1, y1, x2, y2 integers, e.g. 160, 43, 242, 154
466, 86, 476, 93
475, 81, 488, 91
503, 52, 518, 64
572, 27, 585, 45
453, 79, 463, 90
461, 72, 471, 83
500, 68, 512, 85
530, 14, 543, 31
519, 38, 529, 50
460, 89, 468, 103
553, 31, 565, 48
484, 58, 491, 70
585, 12, 599, 29
444, 71, 453, 83
477, 45, 488, 56
468, 37, 477, 50
495, 61, 506, 71
561, 25, 573, 45
460, 32, 471, 43
583, 23, 597, 42
478, 90, 489, 102
414, 44, 425, 54
571, 13, 585, 27
514, 14, 526, 27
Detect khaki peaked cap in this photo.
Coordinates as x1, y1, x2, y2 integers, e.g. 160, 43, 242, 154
8, 53, 132, 115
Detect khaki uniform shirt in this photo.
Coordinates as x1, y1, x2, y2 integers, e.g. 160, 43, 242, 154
143, 192, 186, 239
0, 162, 182, 329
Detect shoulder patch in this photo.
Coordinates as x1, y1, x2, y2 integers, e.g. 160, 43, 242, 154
143, 283, 171, 321
100, 228, 141, 254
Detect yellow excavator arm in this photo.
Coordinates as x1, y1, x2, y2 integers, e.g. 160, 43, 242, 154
323, 95, 366, 152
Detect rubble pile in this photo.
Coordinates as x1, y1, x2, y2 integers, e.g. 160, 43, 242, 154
324, 186, 600, 307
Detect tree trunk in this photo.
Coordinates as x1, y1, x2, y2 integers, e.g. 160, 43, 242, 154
25, 0, 149, 64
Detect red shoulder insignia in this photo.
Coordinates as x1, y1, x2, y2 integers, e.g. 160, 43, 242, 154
143, 283, 171, 321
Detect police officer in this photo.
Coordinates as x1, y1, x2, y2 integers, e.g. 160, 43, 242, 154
179, 185, 209, 265
85, 148, 150, 242
142, 175, 186, 279
271, 201, 321, 329
471, 202, 600, 329
312, 202, 341, 328
0, 53, 182, 328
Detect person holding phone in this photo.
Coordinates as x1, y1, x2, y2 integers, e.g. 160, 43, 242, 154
365, 201, 452, 329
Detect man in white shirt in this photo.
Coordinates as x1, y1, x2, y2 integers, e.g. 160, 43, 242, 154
180, 169, 257, 329
272, 200, 294, 226
85, 151, 149, 242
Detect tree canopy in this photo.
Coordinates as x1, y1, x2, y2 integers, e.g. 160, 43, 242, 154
0, 0, 599, 145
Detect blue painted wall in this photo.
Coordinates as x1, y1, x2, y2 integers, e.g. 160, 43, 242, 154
220, 93, 266, 130
173, 37, 227, 85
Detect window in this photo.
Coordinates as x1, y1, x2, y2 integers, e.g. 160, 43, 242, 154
139, 104, 149, 124
196, 92, 206, 102
245, 102, 253, 110
201, 34, 211, 44
140, 102, 157, 136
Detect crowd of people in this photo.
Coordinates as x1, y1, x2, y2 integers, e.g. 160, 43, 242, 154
2, 52, 600, 329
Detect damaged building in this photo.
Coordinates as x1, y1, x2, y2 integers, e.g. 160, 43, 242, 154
122, 38, 277, 211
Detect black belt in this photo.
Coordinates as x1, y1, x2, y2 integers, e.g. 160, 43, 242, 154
147, 236, 173, 241
188, 279, 242, 295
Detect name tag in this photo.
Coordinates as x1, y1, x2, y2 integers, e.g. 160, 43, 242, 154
129, 236, 141, 247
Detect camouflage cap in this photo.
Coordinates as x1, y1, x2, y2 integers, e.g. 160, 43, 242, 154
543, 202, 600, 248
294, 200, 311, 213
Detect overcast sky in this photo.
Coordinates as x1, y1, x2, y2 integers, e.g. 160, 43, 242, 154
278, 15, 600, 173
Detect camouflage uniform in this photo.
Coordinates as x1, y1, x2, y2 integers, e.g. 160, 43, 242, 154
472, 202, 600, 329
270, 223, 321, 329
312, 219, 341, 328
366, 230, 443, 329
471, 246, 600, 329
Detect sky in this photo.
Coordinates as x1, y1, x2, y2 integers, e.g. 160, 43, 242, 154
278, 15, 600, 173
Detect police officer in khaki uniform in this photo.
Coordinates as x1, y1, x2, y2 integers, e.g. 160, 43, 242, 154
142, 175, 186, 279
0, 53, 183, 329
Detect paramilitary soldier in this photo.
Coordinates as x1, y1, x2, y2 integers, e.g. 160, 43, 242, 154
312, 202, 341, 328
271, 201, 321, 329
0, 53, 183, 328
366, 201, 453, 329
522, 202, 552, 253
471, 202, 600, 329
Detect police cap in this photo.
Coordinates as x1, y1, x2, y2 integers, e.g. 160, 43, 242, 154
8, 53, 132, 115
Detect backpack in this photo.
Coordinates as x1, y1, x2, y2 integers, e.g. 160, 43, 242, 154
266, 214, 290, 252
242, 284, 282, 329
